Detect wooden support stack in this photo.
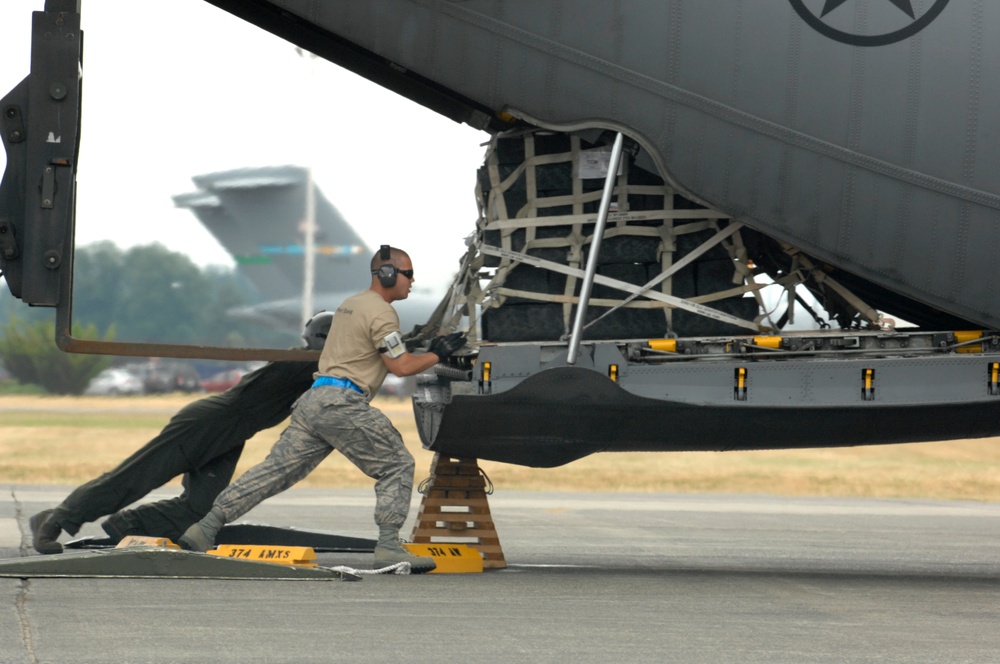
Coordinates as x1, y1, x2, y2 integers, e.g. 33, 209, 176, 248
409, 454, 506, 569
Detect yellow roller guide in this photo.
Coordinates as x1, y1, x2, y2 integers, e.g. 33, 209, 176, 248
955, 330, 983, 353
207, 545, 318, 567
403, 543, 484, 573
752, 336, 782, 349
648, 339, 677, 352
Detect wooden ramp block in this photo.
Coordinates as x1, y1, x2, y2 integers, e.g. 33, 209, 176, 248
410, 454, 507, 569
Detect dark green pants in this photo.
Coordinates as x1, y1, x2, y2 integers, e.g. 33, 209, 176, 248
53, 400, 249, 542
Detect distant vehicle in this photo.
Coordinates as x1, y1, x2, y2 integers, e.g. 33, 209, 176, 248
84, 369, 144, 396
200, 369, 246, 393
378, 374, 413, 398
124, 361, 202, 394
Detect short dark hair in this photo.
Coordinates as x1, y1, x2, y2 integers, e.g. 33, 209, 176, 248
370, 246, 409, 270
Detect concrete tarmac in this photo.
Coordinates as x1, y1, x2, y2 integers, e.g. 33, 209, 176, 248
1, 485, 998, 663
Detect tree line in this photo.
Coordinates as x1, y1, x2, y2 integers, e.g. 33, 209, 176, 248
1, 242, 291, 393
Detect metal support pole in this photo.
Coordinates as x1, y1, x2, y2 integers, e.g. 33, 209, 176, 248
566, 132, 624, 365
301, 167, 316, 327
297, 48, 319, 329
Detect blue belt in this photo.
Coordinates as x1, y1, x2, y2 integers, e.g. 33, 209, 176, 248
312, 376, 363, 394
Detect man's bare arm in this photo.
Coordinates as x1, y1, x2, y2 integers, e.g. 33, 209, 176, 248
381, 351, 440, 377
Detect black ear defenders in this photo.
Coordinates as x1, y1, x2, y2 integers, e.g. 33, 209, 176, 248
374, 244, 397, 288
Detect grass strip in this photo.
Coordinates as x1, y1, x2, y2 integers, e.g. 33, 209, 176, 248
2, 395, 998, 501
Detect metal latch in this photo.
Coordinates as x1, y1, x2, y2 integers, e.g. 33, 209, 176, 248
734, 367, 747, 401
862, 368, 875, 401
0, 219, 18, 261
479, 361, 492, 395
41, 165, 56, 208
2, 104, 25, 143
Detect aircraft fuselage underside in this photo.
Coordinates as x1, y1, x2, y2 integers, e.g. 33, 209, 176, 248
414, 337, 1000, 467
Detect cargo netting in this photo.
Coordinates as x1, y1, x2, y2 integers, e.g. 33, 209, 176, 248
428, 128, 887, 345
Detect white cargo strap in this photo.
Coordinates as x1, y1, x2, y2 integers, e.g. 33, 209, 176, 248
480, 244, 763, 332
582, 221, 745, 330
481, 206, 729, 232
729, 227, 779, 328
796, 254, 881, 326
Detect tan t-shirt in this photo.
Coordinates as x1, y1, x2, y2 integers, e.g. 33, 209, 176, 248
316, 289, 399, 396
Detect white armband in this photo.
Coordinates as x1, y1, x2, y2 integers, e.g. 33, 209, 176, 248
379, 330, 405, 358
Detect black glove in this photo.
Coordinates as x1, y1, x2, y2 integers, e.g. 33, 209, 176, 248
428, 332, 467, 360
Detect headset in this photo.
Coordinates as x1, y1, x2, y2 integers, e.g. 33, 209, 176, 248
372, 244, 414, 288
373, 244, 398, 288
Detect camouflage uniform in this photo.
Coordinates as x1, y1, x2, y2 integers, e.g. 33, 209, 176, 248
213, 386, 414, 528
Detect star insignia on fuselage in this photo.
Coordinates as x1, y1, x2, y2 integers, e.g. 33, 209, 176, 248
789, 0, 950, 47
821, 0, 915, 19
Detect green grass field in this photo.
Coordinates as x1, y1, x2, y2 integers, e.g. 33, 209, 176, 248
2, 394, 998, 501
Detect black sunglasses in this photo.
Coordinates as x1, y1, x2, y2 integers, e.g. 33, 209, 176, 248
398, 269, 414, 279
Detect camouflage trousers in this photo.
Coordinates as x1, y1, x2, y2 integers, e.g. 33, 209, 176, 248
213, 386, 414, 528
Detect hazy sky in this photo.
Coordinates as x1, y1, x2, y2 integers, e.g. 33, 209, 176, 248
0, 0, 490, 293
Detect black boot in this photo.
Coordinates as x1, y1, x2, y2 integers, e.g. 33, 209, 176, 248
101, 510, 143, 542
29, 509, 63, 555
